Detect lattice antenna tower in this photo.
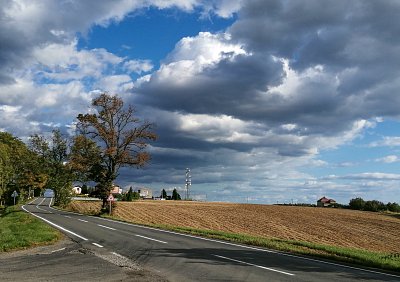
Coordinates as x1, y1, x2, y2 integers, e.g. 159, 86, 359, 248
185, 168, 191, 200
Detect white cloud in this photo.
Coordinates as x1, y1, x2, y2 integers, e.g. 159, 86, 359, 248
124, 60, 153, 74
370, 136, 400, 147
33, 40, 123, 81
328, 172, 400, 180
376, 155, 399, 163
166, 32, 246, 64
95, 75, 134, 93
176, 112, 261, 143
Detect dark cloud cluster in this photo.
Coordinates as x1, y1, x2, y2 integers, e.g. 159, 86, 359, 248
134, 0, 400, 155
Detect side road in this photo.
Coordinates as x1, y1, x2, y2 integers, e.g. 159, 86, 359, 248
0, 234, 168, 281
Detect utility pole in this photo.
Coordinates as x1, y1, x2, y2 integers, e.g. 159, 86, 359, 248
185, 168, 191, 200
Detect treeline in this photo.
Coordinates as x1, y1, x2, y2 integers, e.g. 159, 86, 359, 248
160, 188, 181, 200
349, 197, 400, 212
0, 130, 72, 206
0, 93, 156, 208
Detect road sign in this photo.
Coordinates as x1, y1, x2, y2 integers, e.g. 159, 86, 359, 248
11, 190, 18, 205
107, 194, 114, 216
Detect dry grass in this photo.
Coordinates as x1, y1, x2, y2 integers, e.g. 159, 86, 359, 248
67, 200, 400, 253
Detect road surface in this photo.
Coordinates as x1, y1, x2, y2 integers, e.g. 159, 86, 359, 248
22, 197, 400, 281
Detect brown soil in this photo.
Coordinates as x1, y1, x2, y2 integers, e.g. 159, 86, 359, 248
67, 200, 400, 253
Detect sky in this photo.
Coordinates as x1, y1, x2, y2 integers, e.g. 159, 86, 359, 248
1, 0, 400, 204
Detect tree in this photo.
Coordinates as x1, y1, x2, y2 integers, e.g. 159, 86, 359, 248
387, 202, 400, 212
172, 188, 181, 200
29, 130, 73, 207
161, 189, 167, 199
0, 132, 35, 204
69, 135, 102, 185
125, 187, 134, 201
364, 200, 385, 212
76, 93, 156, 207
81, 184, 88, 195
0, 143, 12, 205
349, 197, 365, 210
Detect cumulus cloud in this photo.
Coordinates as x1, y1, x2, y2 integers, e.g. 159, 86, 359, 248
124, 60, 154, 74
122, 0, 400, 203
2, 0, 400, 204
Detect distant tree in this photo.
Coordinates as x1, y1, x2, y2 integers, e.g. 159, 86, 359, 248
132, 191, 140, 200
81, 184, 88, 194
76, 93, 156, 208
172, 188, 181, 200
349, 197, 365, 210
364, 200, 385, 212
29, 130, 73, 207
126, 187, 134, 201
387, 202, 400, 212
161, 189, 167, 199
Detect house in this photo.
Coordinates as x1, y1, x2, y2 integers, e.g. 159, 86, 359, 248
72, 186, 82, 194
110, 184, 122, 195
136, 188, 153, 199
317, 196, 336, 207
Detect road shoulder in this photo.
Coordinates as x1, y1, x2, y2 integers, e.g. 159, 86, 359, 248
0, 237, 168, 281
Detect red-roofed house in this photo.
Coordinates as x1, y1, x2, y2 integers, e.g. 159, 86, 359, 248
317, 197, 336, 207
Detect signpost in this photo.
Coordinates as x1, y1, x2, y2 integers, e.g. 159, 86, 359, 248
107, 194, 114, 215
11, 190, 18, 205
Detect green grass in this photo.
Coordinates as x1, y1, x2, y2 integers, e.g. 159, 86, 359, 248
0, 206, 61, 252
99, 215, 400, 272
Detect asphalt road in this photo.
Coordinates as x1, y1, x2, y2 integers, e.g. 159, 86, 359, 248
21, 197, 400, 281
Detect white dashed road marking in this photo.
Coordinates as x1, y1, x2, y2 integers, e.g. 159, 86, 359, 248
92, 243, 103, 248
136, 234, 167, 244
97, 224, 117, 231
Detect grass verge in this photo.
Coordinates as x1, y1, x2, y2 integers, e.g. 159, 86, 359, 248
0, 205, 61, 252
97, 215, 400, 272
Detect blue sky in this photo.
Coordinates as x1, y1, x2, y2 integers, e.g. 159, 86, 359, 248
1, 0, 400, 204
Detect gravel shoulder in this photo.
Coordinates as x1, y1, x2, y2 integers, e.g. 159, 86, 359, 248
0, 237, 168, 282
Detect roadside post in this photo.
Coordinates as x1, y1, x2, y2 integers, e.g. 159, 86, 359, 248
11, 190, 18, 205
107, 194, 114, 215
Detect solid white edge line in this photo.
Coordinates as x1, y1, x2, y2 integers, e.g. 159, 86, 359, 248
136, 234, 167, 244
51, 204, 400, 279
21, 204, 88, 241
214, 254, 295, 276
97, 224, 116, 231
91, 216, 400, 278
92, 243, 103, 248
50, 247, 66, 253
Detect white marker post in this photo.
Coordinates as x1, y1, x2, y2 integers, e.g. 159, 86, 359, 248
11, 190, 18, 205
107, 194, 114, 215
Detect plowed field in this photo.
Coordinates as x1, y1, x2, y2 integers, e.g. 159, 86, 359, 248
67, 200, 400, 253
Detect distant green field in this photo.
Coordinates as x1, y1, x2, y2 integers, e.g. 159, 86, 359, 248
0, 206, 61, 252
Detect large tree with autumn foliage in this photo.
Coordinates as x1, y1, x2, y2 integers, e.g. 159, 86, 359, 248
74, 93, 156, 204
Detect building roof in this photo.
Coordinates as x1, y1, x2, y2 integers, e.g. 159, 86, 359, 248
318, 196, 335, 203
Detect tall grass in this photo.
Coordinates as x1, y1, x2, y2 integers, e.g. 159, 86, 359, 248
0, 206, 61, 252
